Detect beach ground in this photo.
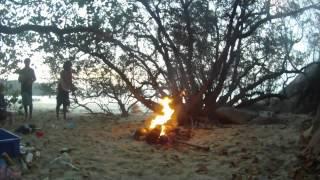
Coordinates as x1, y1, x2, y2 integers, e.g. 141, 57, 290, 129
1, 110, 313, 180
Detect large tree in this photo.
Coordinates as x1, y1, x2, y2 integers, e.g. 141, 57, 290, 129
0, 0, 319, 124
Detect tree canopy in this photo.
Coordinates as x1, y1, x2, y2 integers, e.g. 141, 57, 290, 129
0, 0, 319, 119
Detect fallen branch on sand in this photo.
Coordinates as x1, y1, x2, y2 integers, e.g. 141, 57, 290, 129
174, 139, 210, 151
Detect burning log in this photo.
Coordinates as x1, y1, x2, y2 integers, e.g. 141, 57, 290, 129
133, 128, 149, 140
146, 125, 162, 144
133, 97, 207, 151
133, 125, 208, 151
159, 135, 169, 145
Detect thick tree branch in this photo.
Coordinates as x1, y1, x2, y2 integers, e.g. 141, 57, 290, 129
138, 0, 189, 93
242, 3, 320, 38
0, 24, 112, 38
181, 0, 198, 92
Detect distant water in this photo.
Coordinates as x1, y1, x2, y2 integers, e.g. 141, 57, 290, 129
31, 96, 148, 114
30, 96, 117, 114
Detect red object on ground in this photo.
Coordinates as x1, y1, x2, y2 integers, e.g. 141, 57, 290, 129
36, 131, 44, 138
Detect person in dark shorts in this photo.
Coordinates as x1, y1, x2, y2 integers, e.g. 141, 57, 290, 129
0, 83, 14, 125
18, 58, 36, 121
56, 61, 75, 120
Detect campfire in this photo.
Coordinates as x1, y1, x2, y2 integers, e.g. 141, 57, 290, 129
134, 97, 176, 144
134, 97, 209, 151
149, 97, 175, 136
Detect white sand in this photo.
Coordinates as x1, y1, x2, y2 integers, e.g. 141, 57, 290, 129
1, 111, 312, 180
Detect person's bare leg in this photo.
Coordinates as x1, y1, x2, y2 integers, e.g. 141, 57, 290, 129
29, 104, 33, 120
23, 105, 28, 121
56, 103, 61, 120
63, 104, 67, 120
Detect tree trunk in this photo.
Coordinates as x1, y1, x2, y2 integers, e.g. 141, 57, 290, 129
173, 94, 238, 127
118, 102, 129, 117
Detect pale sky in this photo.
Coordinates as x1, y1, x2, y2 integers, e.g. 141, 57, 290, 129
4, 0, 312, 84
6, 38, 307, 84
8, 52, 52, 83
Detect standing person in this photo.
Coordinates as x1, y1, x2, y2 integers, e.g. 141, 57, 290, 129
18, 58, 36, 121
56, 61, 75, 120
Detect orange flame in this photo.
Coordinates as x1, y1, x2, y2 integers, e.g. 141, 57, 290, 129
149, 97, 174, 135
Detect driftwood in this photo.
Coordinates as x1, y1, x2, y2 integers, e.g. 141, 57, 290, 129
174, 139, 210, 151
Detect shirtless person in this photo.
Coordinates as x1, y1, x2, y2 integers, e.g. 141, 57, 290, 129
56, 61, 76, 120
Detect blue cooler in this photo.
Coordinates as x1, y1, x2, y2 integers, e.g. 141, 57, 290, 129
0, 129, 20, 157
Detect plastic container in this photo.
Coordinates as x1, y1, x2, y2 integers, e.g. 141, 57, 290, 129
0, 129, 20, 157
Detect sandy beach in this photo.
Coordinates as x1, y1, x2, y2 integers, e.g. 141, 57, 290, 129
1, 110, 313, 180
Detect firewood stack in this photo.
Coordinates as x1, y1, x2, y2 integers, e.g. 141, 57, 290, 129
133, 97, 209, 151
133, 126, 209, 151
134, 126, 192, 143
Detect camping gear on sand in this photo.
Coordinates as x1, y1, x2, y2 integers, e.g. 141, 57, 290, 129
0, 128, 20, 157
